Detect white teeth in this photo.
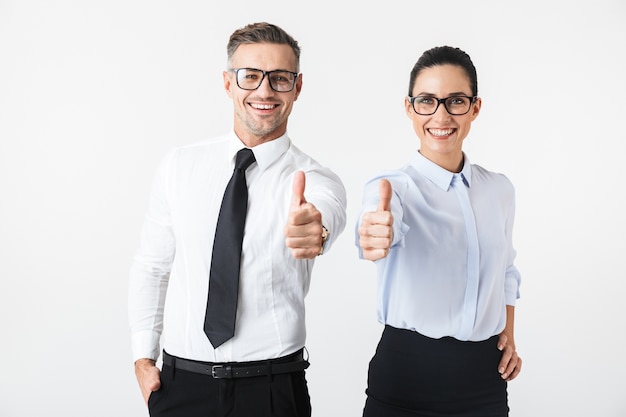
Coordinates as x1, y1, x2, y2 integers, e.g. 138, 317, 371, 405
429, 128, 454, 137
251, 103, 276, 110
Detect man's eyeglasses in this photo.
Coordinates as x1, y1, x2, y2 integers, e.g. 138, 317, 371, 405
229, 68, 299, 92
407, 95, 477, 116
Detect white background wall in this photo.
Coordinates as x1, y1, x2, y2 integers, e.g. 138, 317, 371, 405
1, 1, 625, 416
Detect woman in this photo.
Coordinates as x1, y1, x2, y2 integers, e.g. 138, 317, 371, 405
356, 46, 522, 417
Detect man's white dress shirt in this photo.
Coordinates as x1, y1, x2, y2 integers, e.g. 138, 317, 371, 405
129, 132, 347, 363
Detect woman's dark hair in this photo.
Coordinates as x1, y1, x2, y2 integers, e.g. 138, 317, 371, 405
408, 46, 478, 97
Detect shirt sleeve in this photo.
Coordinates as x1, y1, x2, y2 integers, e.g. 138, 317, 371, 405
503, 179, 521, 306
304, 167, 347, 252
128, 150, 176, 362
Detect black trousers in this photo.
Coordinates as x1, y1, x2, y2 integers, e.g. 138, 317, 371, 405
148, 351, 311, 417
363, 326, 509, 417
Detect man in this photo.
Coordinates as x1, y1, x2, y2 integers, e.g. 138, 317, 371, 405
128, 22, 347, 417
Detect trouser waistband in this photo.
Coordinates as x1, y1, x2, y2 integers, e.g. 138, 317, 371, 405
162, 349, 309, 379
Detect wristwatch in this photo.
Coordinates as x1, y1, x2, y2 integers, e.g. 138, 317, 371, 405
318, 225, 329, 256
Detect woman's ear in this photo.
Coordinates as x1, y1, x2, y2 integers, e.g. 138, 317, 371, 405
470, 97, 482, 121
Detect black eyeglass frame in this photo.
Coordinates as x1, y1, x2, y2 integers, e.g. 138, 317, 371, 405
229, 68, 300, 92
407, 95, 478, 116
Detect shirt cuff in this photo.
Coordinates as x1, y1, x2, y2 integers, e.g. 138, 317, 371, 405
131, 330, 162, 363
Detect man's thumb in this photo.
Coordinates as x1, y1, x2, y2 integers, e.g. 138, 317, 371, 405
291, 171, 307, 210
377, 179, 392, 212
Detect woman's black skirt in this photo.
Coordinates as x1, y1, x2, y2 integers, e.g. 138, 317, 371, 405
362, 325, 509, 417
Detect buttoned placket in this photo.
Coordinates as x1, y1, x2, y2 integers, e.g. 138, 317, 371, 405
450, 173, 480, 340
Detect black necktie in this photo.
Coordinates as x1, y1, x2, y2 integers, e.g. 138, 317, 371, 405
204, 148, 256, 348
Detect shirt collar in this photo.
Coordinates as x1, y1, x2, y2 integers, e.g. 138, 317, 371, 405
227, 131, 290, 172
410, 151, 473, 191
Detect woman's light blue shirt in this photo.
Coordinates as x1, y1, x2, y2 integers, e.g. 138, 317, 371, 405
356, 151, 521, 341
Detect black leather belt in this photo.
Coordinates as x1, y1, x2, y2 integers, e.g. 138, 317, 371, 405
163, 350, 309, 379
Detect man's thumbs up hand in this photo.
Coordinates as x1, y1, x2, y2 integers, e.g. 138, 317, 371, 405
285, 171, 325, 259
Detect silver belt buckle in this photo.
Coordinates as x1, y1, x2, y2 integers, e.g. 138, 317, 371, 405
211, 365, 223, 378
